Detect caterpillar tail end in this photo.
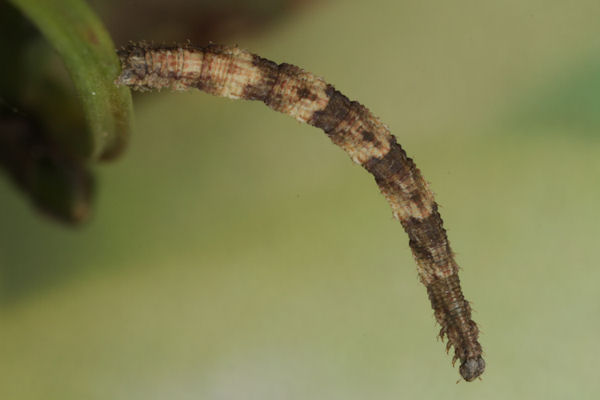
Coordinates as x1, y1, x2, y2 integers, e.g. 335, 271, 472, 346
459, 356, 485, 382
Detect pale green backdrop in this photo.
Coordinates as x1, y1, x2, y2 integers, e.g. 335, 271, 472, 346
2, 0, 600, 398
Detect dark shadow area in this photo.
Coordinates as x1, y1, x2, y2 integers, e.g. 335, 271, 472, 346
90, 0, 314, 45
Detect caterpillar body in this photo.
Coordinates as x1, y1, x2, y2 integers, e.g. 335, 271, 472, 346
116, 42, 485, 381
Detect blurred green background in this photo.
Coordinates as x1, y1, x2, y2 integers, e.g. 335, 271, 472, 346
2, 0, 600, 398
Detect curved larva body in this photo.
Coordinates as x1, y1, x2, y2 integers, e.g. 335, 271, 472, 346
116, 42, 484, 381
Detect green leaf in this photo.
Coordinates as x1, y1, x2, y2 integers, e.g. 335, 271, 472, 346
7, 0, 133, 160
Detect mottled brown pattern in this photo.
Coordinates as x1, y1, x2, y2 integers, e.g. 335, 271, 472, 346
116, 42, 484, 381
363, 138, 434, 224
243, 55, 278, 101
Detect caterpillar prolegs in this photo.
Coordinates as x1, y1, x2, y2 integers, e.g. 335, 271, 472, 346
115, 42, 485, 381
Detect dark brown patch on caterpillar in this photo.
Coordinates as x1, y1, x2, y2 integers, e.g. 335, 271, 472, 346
361, 130, 376, 142
363, 137, 411, 179
297, 86, 317, 101
278, 62, 304, 76
309, 85, 351, 133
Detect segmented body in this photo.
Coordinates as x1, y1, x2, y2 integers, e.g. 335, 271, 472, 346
116, 42, 485, 381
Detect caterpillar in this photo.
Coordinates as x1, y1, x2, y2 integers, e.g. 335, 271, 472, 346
115, 42, 485, 381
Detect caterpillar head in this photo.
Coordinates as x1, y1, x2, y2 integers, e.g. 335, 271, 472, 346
115, 43, 152, 89
460, 356, 486, 382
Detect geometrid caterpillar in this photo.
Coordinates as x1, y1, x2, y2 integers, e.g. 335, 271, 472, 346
116, 42, 485, 382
